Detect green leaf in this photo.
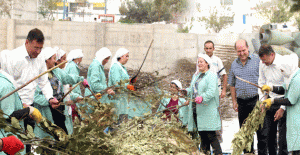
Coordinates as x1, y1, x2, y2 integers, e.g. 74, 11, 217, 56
11, 117, 21, 129
27, 125, 34, 133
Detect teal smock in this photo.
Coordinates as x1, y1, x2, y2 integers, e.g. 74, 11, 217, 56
65, 61, 82, 101
186, 70, 221, 132
33, 68, 83, 138
84, 59, 111, 104
157, 97, 188, 125
283, 69, 300, 151
0, 72, 24, 155
108, 62, 151, 118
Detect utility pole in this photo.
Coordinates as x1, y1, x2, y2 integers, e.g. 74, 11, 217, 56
104, 0, 107, 14
63, 0, 66, 20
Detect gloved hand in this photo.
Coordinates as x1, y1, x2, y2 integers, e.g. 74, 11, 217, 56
49, 97, 59, 105
1, 136, 24, 155
130, 77, 137, 83
83, 79, 89, 88
262, 98, 274, 109
95, 93, 102, 100
28, 107, 42, 123
261, 85, 272, 93
127, 84, 135, 91
195, 96, 203, 104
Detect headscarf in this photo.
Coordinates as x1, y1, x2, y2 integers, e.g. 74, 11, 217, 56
110, 48, 129, 69
95, 47, 112, 65
196, 53, 212, 74
67, 49, 84, 62
197, 53, 212, 66
171, 80, 183, 89
281, 58, 299, 89
54, 46, 66, 61
42, 47, 56, 61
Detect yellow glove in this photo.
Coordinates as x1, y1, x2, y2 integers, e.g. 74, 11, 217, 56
31, 107, 42, 123
95, 93, 102, 100
262, 98, 274, 109
261, 85, 272, 93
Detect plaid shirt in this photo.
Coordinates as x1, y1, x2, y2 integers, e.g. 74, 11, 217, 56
228, 54, 260, 99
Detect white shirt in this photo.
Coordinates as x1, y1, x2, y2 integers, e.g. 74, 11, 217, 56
2, 44, 53, 105
209, 55, 227, 94
258, 53, 296, 110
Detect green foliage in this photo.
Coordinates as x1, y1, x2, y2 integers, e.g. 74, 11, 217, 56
255, 0, 294, 23
231, 101, 266, 155
290, 0, 300, 12
119, 0, 188, 23
197, 5, 235, 33
38, 0, 61, 20
177, 25, 192, 33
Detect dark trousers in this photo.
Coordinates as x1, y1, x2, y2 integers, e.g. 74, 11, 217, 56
50, 105, 68, 134
24, 115, 35, 153
278, 111, 288, 155
198, 131, 222, 155
237, 95, 264, 154
292, 150, 300, 155
257, 103, 288, 155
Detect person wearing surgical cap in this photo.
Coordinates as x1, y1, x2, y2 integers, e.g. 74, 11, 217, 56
65, 49, 85, 121
261, 63, 300, 154
184, 53, 222, 155
54, 46, 67, 69
85, 47, 115, 105
156, 80, 188, 125
33, 47, 84, 138
108, 48, 151, 122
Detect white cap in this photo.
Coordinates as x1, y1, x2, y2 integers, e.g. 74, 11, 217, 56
42, 47, 56, 61
67, 49, 84, 62
95, 47, 112, 65
171, 80, 182, 89
110, 48, 129, 68
197, 53, 212, 66
54, 46, 66, 61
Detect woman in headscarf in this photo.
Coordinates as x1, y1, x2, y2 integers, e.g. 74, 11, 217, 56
54, 46, 74, 134
108, 48, 151, 121
157, 80, 188, 126
262, 64, 300, 154
85, 47, 115, 104
33, 47, 84, 138
185, 53, 222, 155
65, 49, 84, 121
65, 49, 84, 102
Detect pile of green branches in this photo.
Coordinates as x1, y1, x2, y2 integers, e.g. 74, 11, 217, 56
231, 101, 266, 155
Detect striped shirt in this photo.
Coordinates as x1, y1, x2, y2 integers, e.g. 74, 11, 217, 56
228, 54, 260, 99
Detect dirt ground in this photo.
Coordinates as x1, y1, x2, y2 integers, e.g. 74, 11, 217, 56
78, 58, 237, 120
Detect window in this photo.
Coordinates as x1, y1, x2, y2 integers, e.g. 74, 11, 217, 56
220, 0, 233, 5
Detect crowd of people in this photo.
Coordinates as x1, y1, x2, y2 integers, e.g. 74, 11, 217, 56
0, 27, 299, 155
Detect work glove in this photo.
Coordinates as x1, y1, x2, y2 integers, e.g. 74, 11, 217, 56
261, 85, 272, 93
95, 93, 102, 100
49, 97, 60, 109
130, 77, 137, 83
195, 96, 203, 104
28, 107, 42, 123
1, 136, 24, 155
262, 98, 274, 109
127, 84, 135, 91
83, 79, 89, 88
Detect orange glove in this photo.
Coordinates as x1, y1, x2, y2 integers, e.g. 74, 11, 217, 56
127, 84, 135, 91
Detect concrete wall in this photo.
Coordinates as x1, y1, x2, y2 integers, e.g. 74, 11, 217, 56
0, 19, 270, 75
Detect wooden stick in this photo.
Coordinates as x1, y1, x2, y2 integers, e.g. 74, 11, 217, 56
236, 76, 262, 89
85, 86, 101, 105
59, 81, 82, 103
0, 61, 68, 102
